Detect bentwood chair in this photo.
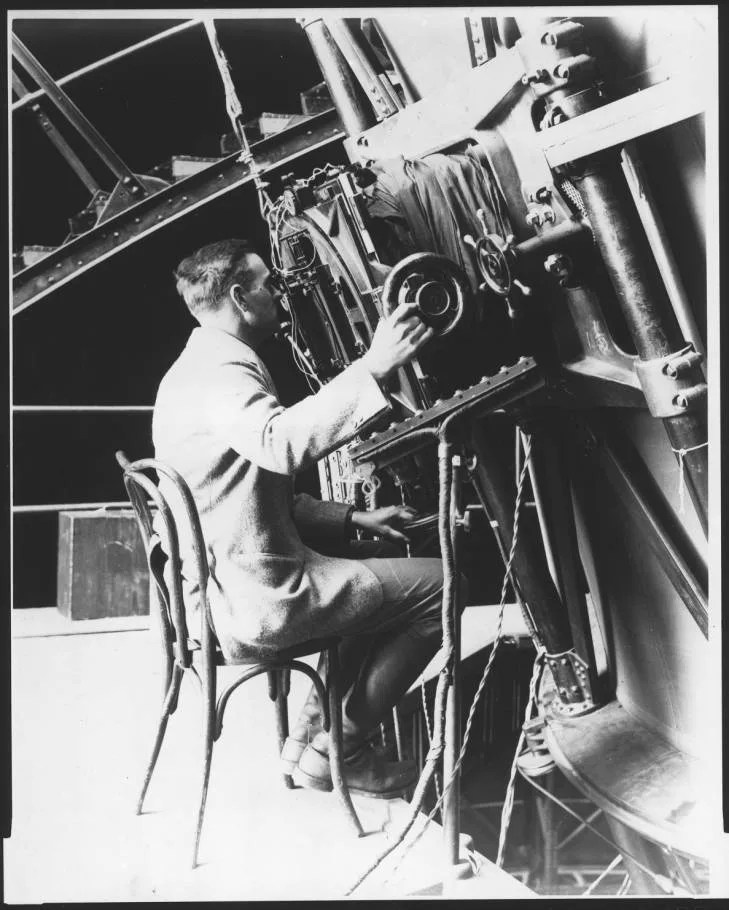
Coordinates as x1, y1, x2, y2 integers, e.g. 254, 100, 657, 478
115, 451, 364, 867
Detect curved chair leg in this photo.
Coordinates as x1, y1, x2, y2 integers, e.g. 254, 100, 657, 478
137, 663, 183, 815
192, 657, 216, 869
326, 646, 365, 837
268, 669, 294, 789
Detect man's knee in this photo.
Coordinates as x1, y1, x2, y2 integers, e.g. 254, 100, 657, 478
418, 567, 468, 628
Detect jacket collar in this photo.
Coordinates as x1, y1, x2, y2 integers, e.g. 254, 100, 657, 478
188, 325, 260, 362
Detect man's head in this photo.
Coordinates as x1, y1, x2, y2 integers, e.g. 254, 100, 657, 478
174, 239, 282, 344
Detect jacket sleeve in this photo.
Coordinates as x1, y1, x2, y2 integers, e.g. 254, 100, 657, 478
207, 356, 391, 475
293, 492, 352, 541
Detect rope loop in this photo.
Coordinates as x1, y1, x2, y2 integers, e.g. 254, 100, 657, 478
671, 440, 708, 514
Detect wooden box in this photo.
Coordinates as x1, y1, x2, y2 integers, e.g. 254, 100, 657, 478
57, 510, 149, 620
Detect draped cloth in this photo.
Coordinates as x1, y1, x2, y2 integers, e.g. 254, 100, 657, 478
365, 147, 507, 292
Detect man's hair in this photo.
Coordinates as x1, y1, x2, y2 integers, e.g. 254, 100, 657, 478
173, 239, 257, 316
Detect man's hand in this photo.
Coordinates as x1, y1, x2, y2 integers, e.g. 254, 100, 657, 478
362, 302, 434, 383
351, 505, 419, 544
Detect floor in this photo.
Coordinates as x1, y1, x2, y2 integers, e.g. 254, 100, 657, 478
5, 608, 533, 903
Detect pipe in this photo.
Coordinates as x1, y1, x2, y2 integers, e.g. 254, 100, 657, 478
299, 18, 378, 136
469, 420, 573, 654
620, 144, 705, 364
12, 35, 147, 194
366, 18, 420, 104
13, 71, 101, 194
594, 415, 708, 638
13, 405, 153, 412
11, 19, 203, 112
513, 16, 708, 532
325, 19, 402, 116
13, 501, 133, 513
572, 156, 708, 533
526, 420, 597, 673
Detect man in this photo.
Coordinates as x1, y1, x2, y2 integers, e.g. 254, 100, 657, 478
153, 238, 459, 797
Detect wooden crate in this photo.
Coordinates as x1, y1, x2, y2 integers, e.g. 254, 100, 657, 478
57, 510, 149, 620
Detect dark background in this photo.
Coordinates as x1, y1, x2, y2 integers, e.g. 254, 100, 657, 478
12, 17, 339, 607
11, 16, 511, 608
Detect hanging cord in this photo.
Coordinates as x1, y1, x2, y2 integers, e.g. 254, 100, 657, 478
371, 435, 535, 890
419, 676, 442, 810
496, 647, 545, 867
345, 415, 462, 896
203, 17, 273, 221
520, 773, 678, 895
671, 441, 708, 515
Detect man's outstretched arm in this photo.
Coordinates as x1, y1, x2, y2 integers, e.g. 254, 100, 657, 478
208, 302, 434, 475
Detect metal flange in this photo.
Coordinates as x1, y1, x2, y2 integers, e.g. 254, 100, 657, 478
634, 344, 707, 418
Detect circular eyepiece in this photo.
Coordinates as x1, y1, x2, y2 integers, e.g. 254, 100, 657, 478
382, 253, 468, 338
416, 281, 451, 321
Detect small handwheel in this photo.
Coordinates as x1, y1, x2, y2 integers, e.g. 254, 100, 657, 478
382, 252, 468, 337
475, 234, 514, 297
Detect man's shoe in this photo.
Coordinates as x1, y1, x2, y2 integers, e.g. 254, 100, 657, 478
294, 742, 418, 799
280, 734, 310, 775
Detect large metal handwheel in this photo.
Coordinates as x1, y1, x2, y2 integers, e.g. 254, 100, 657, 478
475, 233, 515, 297
382, 252, 469, 337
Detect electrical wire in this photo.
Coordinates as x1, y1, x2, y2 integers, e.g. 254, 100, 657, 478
496, 649, 545, 867
373, 437, 535, 888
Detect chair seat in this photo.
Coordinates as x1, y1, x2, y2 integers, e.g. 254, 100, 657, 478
187, 636, 341, 666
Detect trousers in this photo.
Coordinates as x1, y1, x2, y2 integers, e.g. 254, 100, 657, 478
295, 538, 466, 753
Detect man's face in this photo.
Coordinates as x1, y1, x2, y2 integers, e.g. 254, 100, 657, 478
236, 254, 282, 336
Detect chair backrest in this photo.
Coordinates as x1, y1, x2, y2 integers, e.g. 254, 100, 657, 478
116, 450, 214, 669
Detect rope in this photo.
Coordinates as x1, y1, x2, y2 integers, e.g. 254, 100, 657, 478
203, 18, 273, 222
203, 19, 249, 158
496, 649, 545, 867
345, 426, 460, 896
419, 675, 442, 808
671, 441, 708, 514
377, 437, 534, 885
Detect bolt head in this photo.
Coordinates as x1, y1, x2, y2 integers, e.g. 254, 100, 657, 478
544, 253, 566, 274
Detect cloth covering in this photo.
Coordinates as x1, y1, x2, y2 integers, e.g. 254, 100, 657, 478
365, 147, 506, 291
152, 326, 392, 659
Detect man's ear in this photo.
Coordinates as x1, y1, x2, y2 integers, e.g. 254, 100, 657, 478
229, 283, 247, 311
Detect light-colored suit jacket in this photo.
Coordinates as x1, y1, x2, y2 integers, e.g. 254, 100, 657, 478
152, 326, 391, 658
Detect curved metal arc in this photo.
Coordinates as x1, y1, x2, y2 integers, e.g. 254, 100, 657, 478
214, 659, 329, 741
123, 456, 216, 648
120, 467, 191, 664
